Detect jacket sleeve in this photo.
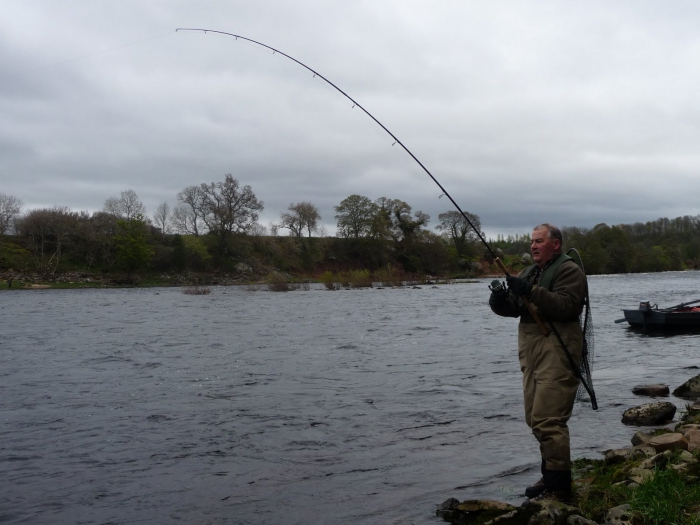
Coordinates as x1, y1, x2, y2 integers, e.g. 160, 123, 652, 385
528, 261, 586, 322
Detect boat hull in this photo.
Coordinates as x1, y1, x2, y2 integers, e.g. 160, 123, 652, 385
623, 309, 700, 328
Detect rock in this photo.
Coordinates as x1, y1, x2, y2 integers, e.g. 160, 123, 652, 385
525, 500, 583, 524
436, 498, 516, 523
673, 374, 700, 399
628, 467, 654, 484
632, 384, 669, 397
567, 515, 597, 524
604, 445, 655, 464
639, 450, 672, 469
630, 430, 651, 446
601, 504, 633, 525
648, 432, 688, 452
621, 401, 676, 426
684, 429, 700, 452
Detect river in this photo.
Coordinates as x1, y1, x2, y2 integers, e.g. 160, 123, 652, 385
2, 271, 700, 524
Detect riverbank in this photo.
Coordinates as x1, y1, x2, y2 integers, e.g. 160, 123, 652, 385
438, 380, 700, 525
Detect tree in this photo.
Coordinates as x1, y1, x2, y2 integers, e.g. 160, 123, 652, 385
15, 206, 77, 274
113, 215, 154, 276
436, 210, 481, 259
334, 194, 377, 238
281, 202, 321, 238
199, 174, 264, 253
175, 185, 207, 236
376, 198, 429, 242
0, 193, 23, 235
152, 202, 171, 241
104, 189, 147, 220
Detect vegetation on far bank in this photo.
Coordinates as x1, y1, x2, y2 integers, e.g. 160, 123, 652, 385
3, 183, 700, 289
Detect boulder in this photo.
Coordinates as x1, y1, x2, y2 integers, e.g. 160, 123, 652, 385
604, 445, 655, 464
621, 402, 676, 426
648, 432, 688, 452
627, 467, 653, 484
436, 498, 516, 523
630, 430, 651, 446
601, 504, 633, 525
632, 384, 669, 397
673, 374, 700, 399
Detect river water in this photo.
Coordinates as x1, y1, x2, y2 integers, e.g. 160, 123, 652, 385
2, 271, 700, 524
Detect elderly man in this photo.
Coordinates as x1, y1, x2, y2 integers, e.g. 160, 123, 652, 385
489, 223, 586, 501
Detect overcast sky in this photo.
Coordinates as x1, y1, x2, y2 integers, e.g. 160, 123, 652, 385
3, 1, 700, 239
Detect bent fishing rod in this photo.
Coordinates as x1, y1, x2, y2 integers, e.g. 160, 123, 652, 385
176, 28, 597, 408
175, 29, 496, 256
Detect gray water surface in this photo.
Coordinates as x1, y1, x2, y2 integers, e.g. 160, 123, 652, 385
2, 272, 700, 524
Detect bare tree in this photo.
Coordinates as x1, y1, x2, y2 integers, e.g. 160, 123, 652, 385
281, 202, 321, 238
104, 189, 147, 220
175, 185, 207, 236
174, 175, 263, 251
152, 202, 171, 241
437, 210, 481, 258
0, 193, 23, 234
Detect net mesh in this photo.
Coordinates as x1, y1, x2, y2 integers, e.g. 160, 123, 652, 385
567, 248, 595, 404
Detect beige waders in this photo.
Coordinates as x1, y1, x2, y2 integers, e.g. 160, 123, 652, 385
518, 322, 582, 472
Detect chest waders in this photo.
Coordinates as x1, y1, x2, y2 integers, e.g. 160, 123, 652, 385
523, 253, 598, 410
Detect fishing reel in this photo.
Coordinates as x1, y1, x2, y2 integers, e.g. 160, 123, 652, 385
489, 279, 508, 299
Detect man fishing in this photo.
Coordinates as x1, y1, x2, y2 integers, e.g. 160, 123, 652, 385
488, 223, 587, 502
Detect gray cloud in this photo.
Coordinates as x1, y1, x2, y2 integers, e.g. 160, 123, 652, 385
3, 0, 700, 240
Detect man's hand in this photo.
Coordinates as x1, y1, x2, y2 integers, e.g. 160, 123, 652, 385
506, 275, 533, 298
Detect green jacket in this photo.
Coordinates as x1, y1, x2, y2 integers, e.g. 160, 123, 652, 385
490, 253, 586, 324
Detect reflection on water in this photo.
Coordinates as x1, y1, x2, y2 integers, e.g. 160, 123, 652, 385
2, 271, 700, 524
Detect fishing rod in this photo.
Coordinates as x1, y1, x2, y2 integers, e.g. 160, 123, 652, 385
176, 29, 496, 255
175, 29, 552, 324
176, 28, 598, 409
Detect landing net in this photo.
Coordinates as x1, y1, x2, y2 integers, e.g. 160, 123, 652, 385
567, 248, 596, 405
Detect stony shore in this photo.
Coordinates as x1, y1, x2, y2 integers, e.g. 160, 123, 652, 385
437, 376, 700, 525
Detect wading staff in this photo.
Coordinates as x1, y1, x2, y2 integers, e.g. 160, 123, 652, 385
176, 28, 596, 407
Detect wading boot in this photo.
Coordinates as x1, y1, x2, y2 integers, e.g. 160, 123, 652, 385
531, 469, 573, 504
524, 459, 547, 499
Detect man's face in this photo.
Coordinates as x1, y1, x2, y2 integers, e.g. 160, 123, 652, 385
531, 228, 560, 268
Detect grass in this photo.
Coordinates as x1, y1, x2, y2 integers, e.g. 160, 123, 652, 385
630, 467, 700, 525
572, 451, 700, 525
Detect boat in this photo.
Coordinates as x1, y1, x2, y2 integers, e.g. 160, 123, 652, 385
616, 299, 700, 329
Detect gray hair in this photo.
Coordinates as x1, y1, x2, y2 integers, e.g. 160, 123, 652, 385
533, 223, 563, 251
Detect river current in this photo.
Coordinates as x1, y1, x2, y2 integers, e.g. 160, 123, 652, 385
2, 271, 700, 524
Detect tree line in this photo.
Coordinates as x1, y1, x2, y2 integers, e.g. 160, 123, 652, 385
0, 177, 484, 280
2, 180, 700, 280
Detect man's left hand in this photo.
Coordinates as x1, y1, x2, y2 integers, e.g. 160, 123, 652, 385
506, 275, 533, 298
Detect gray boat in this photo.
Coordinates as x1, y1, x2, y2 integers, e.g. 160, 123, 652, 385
617, 299, 700, 329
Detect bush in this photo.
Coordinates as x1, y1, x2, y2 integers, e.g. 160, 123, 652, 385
266, 272, 291, 292
319, 270, 337, 290
348, 269, 372, 288
374, 264, 403, 287
182, 285, 211, 295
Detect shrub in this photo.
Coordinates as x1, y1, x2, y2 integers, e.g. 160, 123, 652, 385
182, 285, 211, 295
319, 270, 337, 290
348, 269, 372, 288
266, 272, 291, 292
374, 264, 403, 287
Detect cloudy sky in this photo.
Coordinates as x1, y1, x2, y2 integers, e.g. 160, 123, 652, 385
3, 1, 700, 238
